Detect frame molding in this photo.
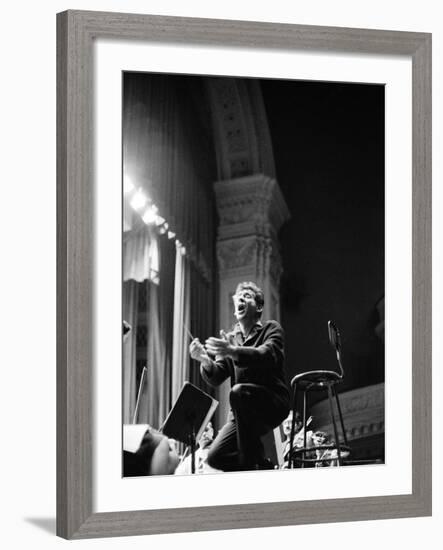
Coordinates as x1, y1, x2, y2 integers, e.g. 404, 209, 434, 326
57, 10, 432, 539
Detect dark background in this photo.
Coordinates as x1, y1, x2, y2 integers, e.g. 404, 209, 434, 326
261, 79, 385, 394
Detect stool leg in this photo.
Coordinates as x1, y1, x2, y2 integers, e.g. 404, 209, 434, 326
332, 385, 348, 446
288, 383, 298, 469
302, 390, 307, 468
326, 383, 342, 466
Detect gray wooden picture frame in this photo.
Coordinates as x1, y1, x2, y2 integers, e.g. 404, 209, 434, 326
57, 10, 432, 539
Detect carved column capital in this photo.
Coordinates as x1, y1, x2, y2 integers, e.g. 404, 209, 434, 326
214, 174, 290, 241
214, 174, 289, 290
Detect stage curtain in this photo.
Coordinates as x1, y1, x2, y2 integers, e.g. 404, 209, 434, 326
171, 242, 191, 405
123, 72, 218, 427
122, 280, 139, 424
123, 225, 159, 283
189, 265, 216, 392
122, 224, 158, 424
123, 73, 217, 283
123, 227, 175, 428
143, 235, 175, 428
123, 236, 217, 427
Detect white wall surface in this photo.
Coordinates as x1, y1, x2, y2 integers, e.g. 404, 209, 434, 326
0, 1, 440, 548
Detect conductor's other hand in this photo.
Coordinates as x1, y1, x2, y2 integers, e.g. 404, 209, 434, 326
205, 336, 238, 359
220, 329, 235, 345
189, 338, 211, 365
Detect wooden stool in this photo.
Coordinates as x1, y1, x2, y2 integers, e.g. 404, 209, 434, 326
288, 321, 350, 467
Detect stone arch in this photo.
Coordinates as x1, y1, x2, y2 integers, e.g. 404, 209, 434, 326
205, 77, 276, 181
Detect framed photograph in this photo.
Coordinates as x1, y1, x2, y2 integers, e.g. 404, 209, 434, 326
57, 10, 431, 539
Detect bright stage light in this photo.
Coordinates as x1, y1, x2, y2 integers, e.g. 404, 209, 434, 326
167, 231, 176, 239
123, 175, 135, 195
130, 190, 147, 211
142, 206, 158, 224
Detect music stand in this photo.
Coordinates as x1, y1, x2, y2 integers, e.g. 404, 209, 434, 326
161, 382, 218, 473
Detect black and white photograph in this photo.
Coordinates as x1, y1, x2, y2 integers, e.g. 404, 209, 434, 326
122, 72, 385, 477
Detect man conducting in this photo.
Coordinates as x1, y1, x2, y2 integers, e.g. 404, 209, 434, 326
189, 282, 290, 471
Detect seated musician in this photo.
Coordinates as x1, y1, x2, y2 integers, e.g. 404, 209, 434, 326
175, 422, 220, 475
311, 431, 349, 467
281, 411, 314, 468
123, 424, 180, 476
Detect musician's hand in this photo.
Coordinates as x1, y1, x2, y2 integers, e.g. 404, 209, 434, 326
189, 338, 211, 366
205, 336, 238, 359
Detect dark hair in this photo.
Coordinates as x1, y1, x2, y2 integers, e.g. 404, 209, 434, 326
235, 281, 265, 314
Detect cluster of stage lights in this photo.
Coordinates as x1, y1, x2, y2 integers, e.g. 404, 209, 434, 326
124, 175, 185, 254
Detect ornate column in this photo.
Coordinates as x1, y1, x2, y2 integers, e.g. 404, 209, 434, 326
213, 173, 290, 424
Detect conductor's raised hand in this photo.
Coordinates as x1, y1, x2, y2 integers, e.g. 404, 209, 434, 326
189, 338, 211, 365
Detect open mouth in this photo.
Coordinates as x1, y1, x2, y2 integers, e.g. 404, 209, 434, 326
236, 304, 246, 315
